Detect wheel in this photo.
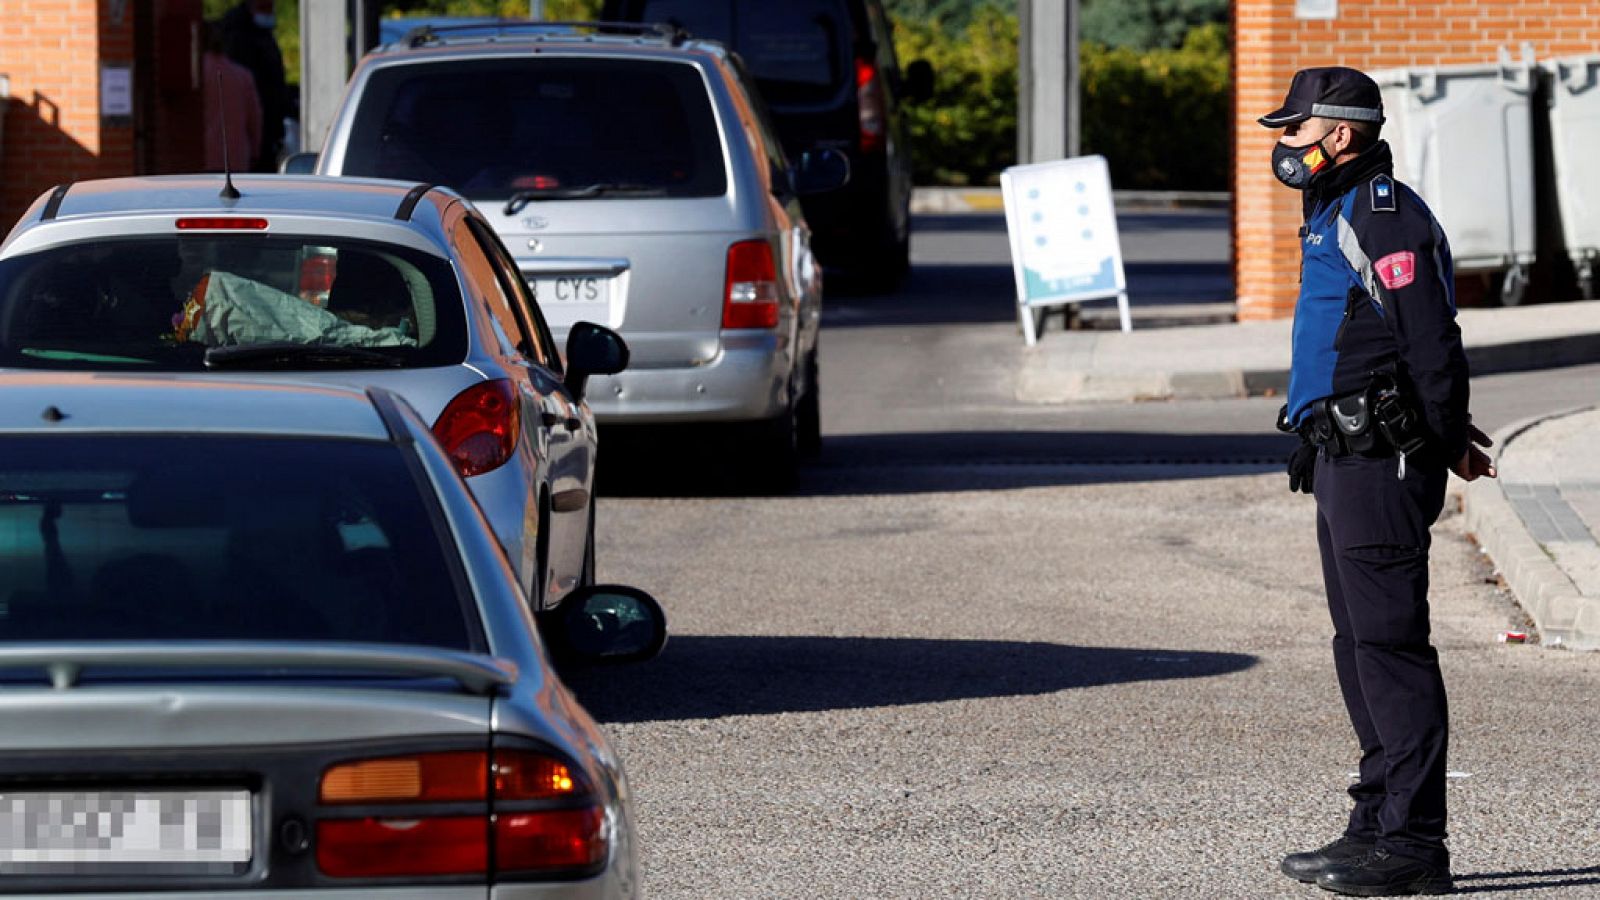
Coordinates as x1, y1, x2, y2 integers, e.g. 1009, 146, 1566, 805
797, 354, 822, 459
749, 403, 799, 494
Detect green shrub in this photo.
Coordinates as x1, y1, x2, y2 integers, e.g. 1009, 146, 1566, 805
893, 5, 1019, 186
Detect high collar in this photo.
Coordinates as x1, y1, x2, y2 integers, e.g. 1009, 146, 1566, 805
1303, 141, 1395, 219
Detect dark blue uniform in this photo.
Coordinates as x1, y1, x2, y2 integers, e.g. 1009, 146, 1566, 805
1290, 141, 1469, 871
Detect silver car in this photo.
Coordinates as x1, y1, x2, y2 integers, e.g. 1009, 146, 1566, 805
0, 174, 627, 608
0, 373, 664, 896
299, 23, 849, 483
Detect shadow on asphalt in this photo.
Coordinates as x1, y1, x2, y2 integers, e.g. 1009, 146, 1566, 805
597, 428, 1294, 498
561, 636, 1256, 723
1452, 866, 1600, 894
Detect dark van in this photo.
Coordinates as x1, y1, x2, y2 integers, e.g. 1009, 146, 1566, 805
602, 0, 931, 289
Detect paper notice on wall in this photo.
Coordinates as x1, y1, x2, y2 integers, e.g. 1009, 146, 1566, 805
1295, 0, 1337, 19
101, 65, 133, 119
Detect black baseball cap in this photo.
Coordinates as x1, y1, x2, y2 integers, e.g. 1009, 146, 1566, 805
1258, 66, 1385, 128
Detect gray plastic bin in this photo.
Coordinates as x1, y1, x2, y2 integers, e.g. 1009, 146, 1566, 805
1543, 55, 1600, 298
1372, 50, 1537, 305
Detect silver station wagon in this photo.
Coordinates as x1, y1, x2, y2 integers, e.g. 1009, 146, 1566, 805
299, 22, 849, 484
0, 174, 628, 609
0, 374, 665, 897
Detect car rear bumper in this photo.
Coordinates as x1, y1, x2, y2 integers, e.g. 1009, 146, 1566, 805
586, 331, 789, 424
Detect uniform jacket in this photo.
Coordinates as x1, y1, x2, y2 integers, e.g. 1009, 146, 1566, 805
1288, 141, 1470, 464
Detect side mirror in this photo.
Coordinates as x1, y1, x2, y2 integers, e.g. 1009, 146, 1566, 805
563, 320, 629, 400
280, 152, 320, 174
793, 149, 851, 196
541, 585, 667, 666
904, 59, 934, 104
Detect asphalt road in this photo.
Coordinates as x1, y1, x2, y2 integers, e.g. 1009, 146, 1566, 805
578, 212, 1600, 898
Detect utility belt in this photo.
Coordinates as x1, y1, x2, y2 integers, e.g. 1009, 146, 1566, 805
1279, 372, 1430, 461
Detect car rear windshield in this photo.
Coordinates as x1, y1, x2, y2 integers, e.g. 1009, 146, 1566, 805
341, 57, 728, 200
632, 0, 852, 107
0, 237, 466, 371
0, 435, 476, 650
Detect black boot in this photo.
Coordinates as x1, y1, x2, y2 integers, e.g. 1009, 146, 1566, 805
1280, 836, 1375, 883
1317, 848, 1453, 896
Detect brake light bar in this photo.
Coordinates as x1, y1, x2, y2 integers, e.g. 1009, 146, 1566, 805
175, 217, 269, 230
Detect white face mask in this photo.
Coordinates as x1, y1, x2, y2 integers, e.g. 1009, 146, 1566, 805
252, 12, 276, 29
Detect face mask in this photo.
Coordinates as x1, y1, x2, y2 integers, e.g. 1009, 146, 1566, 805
253, 12, 276, 29
1270, 129, 1337, 190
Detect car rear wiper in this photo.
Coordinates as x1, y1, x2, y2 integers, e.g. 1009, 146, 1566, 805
203, 343, 404, 370
504, 183, 668, 215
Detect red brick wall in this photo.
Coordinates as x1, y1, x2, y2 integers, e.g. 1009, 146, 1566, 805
1233, 0, 1600, 320
1, 0, 139, 232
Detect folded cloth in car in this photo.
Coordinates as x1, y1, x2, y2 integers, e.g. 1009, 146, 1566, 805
174, 271, 417, 349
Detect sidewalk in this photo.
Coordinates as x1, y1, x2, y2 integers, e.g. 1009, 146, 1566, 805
1014, 299, 1600, 404
1465, 407, 1600, 650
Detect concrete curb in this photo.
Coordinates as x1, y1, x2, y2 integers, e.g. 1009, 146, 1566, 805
1463, 406, 1600, 651
911, 187, 1230, 215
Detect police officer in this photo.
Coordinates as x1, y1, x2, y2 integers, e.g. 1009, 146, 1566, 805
1260, 67, 1496, 896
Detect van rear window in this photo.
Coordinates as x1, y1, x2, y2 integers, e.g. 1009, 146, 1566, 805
634, 0, 852, 106
342, 58, 728, 201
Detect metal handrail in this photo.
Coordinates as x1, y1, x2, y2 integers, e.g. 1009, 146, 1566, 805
0, 641, 518, 694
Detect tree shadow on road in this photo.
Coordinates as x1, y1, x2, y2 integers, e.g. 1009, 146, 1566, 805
561, 635, 1256, 723
1450, 866, 1600, 894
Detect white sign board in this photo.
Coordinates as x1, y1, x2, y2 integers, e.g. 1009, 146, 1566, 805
100, 65, 133, 119
1295, 0, 1338, 20
1000, 155, 1130, 344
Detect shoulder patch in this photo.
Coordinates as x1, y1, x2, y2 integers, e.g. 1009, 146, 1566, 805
1376, 251, 1416, 289
1370, 175, 1397, 213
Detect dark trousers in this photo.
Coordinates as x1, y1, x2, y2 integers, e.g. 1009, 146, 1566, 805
1314, 452, 1450, 870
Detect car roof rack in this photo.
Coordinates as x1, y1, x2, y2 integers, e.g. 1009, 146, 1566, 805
401, 20, 689, 49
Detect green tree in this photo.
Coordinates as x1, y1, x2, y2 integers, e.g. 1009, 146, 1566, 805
1080, 0, 1227, 51
893, 4, 1018, 185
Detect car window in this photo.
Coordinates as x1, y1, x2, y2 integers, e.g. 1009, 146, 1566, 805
728, 55, 792, 186
635, 0, 853, 107
450, 218, 533, 358
0, 435, 476, 650
465, 218, 558, 371
342, 58, 727, 201
0, 237, 466, 370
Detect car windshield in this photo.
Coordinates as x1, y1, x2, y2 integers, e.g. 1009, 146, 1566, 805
0, 237, 466, 371
636, 0, 851, 107
341, 58, 727, 201
0, 435, 475, 651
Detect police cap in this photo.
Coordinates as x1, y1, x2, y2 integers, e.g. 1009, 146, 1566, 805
1258, 66, 1385, 128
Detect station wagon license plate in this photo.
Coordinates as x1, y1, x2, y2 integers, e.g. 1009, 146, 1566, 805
0, 789, 251, 873
532, 275, 611, 306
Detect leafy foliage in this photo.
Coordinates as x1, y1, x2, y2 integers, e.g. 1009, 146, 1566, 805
1080, 0, 1227, 51
893, 5, 1018, 186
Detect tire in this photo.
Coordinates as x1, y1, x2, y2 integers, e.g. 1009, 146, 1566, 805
750, 403, 799, 494
797, 355, 822, 459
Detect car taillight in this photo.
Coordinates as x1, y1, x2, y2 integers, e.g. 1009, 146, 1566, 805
856, 57, 887, 155
723, 240, 780, 330
315, 749, 608, 879
432, 380, 520, 478
298, 252, 336, 307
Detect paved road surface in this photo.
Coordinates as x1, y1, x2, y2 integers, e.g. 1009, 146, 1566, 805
577, 212, 1600, 898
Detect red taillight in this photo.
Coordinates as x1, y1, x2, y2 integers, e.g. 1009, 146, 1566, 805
432, 380, 521, 478
315, 750, 607, 879
298, 252, 337, 307
174, 217, 269, 230
317, 816, 487, 877
497, 808, 608, 872
722, 240, 780, 330
856, 57, 886, 155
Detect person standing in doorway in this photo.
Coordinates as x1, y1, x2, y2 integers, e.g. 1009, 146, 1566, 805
1261, 66, 1496, 897
202, 21, 262, 173
218, 0, 288, 171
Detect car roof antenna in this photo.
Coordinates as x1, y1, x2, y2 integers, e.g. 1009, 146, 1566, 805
216, 70, 242, 200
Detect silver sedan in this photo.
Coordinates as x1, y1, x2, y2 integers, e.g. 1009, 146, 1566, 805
0, 373, 664, 897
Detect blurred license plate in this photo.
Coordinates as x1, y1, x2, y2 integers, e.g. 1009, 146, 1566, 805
0, 789, 251, 872
532, 275, 610, 305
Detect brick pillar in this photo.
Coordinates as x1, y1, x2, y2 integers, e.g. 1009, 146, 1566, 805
0, 0, 140, 231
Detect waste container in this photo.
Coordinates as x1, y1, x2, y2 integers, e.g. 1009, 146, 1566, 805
1371, 49, 1537, 305
1543, 54, 1600, 299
